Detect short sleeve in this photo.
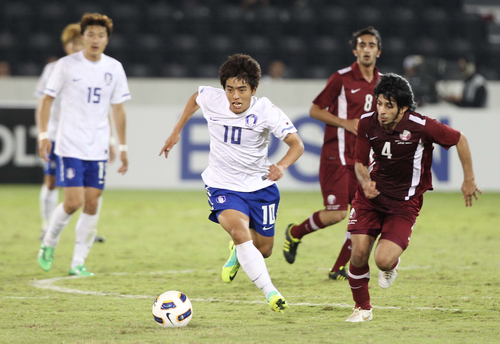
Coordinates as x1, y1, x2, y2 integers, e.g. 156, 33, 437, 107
195, 85, 215, 110
111, 64, 131, 104
268, 102, 297, 141
34, 63, 54, 99
44, 59, 66, 98
425, 117, 461, 150
355, 117, 371, 165
312, 72, 342, 110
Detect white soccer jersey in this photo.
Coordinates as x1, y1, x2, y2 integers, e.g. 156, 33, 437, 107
196, 86, 297, 192
34, 61, 60, 141
44, 51, 131, 160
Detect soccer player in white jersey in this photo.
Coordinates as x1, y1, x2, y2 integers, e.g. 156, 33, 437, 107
34, 23, 110, 243
160, 54, 304, 312
37, 13, 131, 276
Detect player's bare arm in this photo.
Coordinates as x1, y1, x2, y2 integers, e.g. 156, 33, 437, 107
310, 104, 359, 136
354, 162, 380, 199
159, 92, 200, 158
38, 95, 55, 161
267, 133, 304, 182
111, 102, 128, 174
456, 133, 482, 206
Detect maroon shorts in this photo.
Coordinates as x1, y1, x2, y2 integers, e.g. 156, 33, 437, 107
347, 185, 423, 250
319, 163, 357, 211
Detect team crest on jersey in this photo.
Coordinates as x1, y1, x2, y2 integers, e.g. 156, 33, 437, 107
104, 73, 113, 85
215, 196, 226, 204
327, 194, 337, 204
245, 114, 257, 128
66, 168, 76, 180
400, 130, 411, 141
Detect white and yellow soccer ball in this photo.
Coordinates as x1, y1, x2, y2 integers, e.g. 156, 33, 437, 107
152, 291, 193, 328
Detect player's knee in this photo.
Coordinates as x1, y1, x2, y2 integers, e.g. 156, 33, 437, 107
375, 256, 396, 271
322, 210, 347, 226
64, 199, 83, 214
83, 199, 99, 215
350, 249, 370, 266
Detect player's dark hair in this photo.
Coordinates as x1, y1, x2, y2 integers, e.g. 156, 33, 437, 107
80, 13, 113, 37
374, 73, 416, 111
219, 54, 261, 91
350, 26, 382, 51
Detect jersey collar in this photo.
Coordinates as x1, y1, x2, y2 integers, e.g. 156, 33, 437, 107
352, 61, 379, 84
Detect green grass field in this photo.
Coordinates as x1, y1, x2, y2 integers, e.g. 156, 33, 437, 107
1, 185, 499, 343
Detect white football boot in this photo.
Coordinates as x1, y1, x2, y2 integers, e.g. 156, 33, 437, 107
345, 307, 373, 322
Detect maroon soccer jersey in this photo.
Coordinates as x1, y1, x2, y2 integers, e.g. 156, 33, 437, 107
313, 62, 380, 165
356, 111, 461, 201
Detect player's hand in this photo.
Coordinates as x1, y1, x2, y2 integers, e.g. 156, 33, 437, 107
38, 139, 52, 162
118, 151, 128, 174
159, 133, 180, 158
363, 180, 380, 199
344, 119, 359, 136
267, 164, 286, 182
461, 179, 482, 207
109, 144, 116, 164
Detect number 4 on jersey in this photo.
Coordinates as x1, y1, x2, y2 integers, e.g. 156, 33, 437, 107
381, 141, 392, 159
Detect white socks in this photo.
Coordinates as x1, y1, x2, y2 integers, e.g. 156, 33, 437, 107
236, 240, 278, 298
40, 185, 59, 231
43, 203, 72, 247
71, 212, 99, 269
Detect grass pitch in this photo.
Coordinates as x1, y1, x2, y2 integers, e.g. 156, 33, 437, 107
0, 186, 499, 343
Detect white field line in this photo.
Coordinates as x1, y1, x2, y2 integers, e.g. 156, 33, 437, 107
29, 272, 498, 313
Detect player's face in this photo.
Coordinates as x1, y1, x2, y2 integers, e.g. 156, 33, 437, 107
82, 25, 109, 60
225, 77, 257, 114
64, 37, 84, 55
353, 34, 380, 67
376, 94, 407, 130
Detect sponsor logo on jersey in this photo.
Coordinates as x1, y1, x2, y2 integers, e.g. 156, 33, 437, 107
327, 194, 336, 204
262, 226, 273, 231
351, 88, 361, 94
215, 195, 226, 204
400, 130, 411, 141
104, 72, 113, 85
245, 114, 257, 128
66, 168, 76, 180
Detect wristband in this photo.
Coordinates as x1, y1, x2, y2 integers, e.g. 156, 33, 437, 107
119, 144, 128, 152
38, 132, 49, 141
109, 136, 117, 145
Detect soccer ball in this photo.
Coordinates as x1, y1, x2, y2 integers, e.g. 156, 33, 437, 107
152, 290, 193, 328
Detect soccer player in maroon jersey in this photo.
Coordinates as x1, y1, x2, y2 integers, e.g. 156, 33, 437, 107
345, 73, 481, 322
283, 27, 383, 280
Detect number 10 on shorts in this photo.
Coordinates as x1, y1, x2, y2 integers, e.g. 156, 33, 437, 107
261, 204, 276, 225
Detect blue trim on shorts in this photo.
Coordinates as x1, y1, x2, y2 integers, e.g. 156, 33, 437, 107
206, 184, 280, 237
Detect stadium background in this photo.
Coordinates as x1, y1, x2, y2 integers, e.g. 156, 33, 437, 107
0, 0, 499, 191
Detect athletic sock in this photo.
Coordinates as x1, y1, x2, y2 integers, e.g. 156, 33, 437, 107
40, 185, 59, 231
291, 211, 325, 240
348, 262, 371, 310
331, 231, 352, 272
236, 240, 278, 298
43, 203, 72, 248
71, 212, 99, 269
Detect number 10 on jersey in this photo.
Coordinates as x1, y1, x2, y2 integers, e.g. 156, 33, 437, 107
223, 125, 242, 145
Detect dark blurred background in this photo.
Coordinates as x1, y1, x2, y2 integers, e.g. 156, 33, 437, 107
0, 0, 498, 81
